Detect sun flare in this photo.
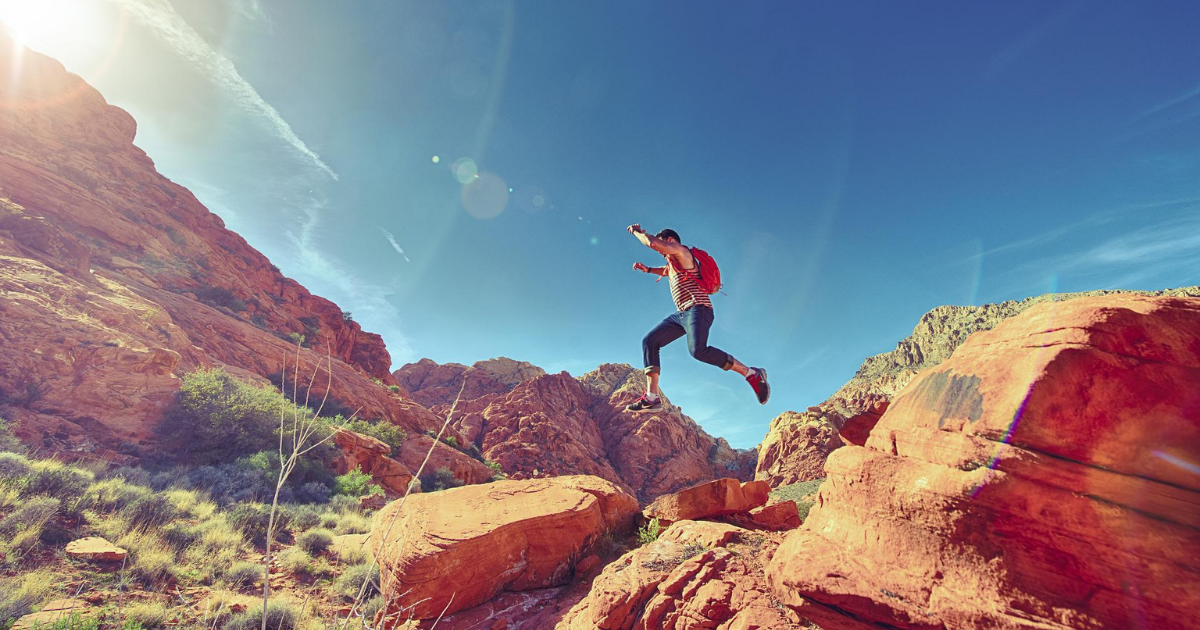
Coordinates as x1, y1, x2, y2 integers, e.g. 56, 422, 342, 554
0, 0, 98, 52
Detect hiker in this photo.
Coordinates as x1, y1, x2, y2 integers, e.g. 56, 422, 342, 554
625, 224, 769, 411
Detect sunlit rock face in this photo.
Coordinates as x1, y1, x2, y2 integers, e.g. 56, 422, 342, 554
756, 285, 1200, 486
0, 30, 450, 461
767, 294, 1200, 629
397, 360, 759, 503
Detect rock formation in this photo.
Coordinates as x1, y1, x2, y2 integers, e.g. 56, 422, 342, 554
756, 285, 1200, 486
370, 475, 639, 622
398, 360, 757, 502
643, 478, 769, 525
0, 30, 461, 466
767, 294, 1200, 628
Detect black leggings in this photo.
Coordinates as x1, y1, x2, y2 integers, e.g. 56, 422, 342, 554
642, 306, 731, 373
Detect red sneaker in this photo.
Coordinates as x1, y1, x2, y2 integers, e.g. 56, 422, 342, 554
746, 368, 770, 404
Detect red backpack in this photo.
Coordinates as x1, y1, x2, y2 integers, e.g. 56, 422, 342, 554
665, 247, 721, 294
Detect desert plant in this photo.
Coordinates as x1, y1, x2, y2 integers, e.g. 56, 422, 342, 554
222, 561, 262, 589
277, 547, 313, 576
0, 570, 57, 621
339, 418, 406, 455
333, 467, 383, 498
485, 460, 505, 480
419, 467, 462, 493
21, 462, 93, 502
118, 531, 176, 587
159, 521, 199, 554
442, 435, 459, 448
296, 528, 334, 555
334, 512, 371, 536
290, 506, 322, 531
386, 384, 400, 393
121, 494, 180, 531
228, 503, 291, 548
0, 450, 31, 483
0, 415, 23, 453
124, 601, 171, 629
222, 600, 299, 630
79, 478, 150, 513
333, 563, 380, 601
0, 496, 59, 535
637, 517, 663, 545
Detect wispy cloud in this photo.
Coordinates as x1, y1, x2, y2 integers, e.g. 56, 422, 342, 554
1136, 82, 1200, 121
982, 1, 1086, 82
380, 228, 411, 262
108, 0, 336, 179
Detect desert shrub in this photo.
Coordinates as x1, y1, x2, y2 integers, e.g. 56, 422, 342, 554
295, 481, 331, 504
419, 467, 462, 493
159, 369, 297, 464
386, 384, 400, 393
361, 596, 384, 622
160, 521, 199, 554
227, 503, 291, 548
485, 460, 505, 480
125, 601, 171, 629
162, 488, 214, 518
334, 512, 371, 536
333, 535, 370, 565
221, 561, 261, 589
0, 496, 59, 560
0, 415, 23, 453
442, 435, 459, 448
319, 513, 339, 530
339, 418, 406, 455
117, 531, 176, 586
80, 478, 149, 513
334, 563, 380, 601
296, 528, 334, 555
121, 494, 180, 531
21, 462, 93, 502
0, 451, 31, 483
291, 506, 322, 531
326, 494, 361, 515
183, 517, 244, 583
194, 286, 247, 312
0, 570, 57, 621
277, 547, 313, 575
637, 517, 663, 545
102, 465, 152, 487
221, 600, 299, 630
334, 467, 383, 498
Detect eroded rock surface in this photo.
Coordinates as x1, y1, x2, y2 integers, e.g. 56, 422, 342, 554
768, 294, 1200, 629
644, 478, 770, 525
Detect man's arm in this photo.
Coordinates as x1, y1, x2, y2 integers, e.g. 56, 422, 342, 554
627, 224, 686, 256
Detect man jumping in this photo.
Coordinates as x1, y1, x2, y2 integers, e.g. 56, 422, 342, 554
625, 224, 769, 411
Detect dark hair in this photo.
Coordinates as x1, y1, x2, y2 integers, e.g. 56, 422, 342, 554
655, 229, 681, 243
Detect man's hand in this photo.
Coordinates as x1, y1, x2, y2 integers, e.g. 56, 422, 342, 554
633, 262, 649, 273
627, 223, 644, 236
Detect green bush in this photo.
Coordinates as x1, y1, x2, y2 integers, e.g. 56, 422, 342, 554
221, 600, 299, 630
291, 506, 321, 531
0, 570, 56, 623
419, 467, 462, 493
0, 451, 31, 484
296, 528, 334, 555
485, 460, 505, 480
334, 513, 370, 536
361, 596, 384, 622
221, 561, 262, 589
334, 467, 383, 498
334, 563, 380, 601
277, 547, 313, 575
0, 416, 23, 453
0, 496, 59, 538
637, 517, 663, 545
159, 369, 312, 465
339, 418, 406, 455
21, 464, 92, 502
121, 495, 180, 531
442, 435, 459, 448
79, 478, 149, 513
160, 521, 199, 554
227, 503, 292, 548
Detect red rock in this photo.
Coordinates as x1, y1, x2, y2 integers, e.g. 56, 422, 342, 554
644, 478, 770, 525
754, 410, 844, 486
370, 475, 638, 620
65, 536, 127, 562
574, 554, 602, 576
11, 599, 91, 630
728, 501, 802, 532
331, 427, 416, 495
838, 400, 887, 446
393, 434, 493, 487
558, 520, 799, 629
768, 295, 1200, 629
0, 32, 462, 464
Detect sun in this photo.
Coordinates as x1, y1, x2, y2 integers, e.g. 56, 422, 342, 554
0, 0, 97, 51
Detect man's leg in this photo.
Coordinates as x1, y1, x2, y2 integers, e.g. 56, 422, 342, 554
683, 307, 770, 403
642, 313, 685, 396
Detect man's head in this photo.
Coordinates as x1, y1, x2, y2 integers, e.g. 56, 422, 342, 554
656, 229, 681, 244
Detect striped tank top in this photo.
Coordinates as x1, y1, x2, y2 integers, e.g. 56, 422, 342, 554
667, 254, 713, 311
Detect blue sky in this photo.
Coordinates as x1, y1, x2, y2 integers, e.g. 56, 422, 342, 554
5, 1, 1199, 448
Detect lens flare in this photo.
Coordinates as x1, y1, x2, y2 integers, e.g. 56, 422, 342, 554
461, 171, 508, 219
431, 155, 440, 163
451, 157, 478, 184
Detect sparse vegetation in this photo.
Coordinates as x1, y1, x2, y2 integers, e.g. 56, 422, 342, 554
295, 528, 334, 555
0, 416, 23, 453
442, 435, 459, 448
770, 479, 825, 521
193, 286, 247, 312
334, 467, 383, 498
637, 517, 663, 545
339, 418, 406, 456
419, 466, 463, 493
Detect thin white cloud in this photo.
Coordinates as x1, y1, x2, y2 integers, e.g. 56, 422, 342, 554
1136, 82, 1200, 120
380, 228, 411, 262
109, 0, 336, 179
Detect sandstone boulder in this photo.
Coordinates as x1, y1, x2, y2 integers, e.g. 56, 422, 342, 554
768, 294, 1200, 629
755, 410, 844, 486
370, 475, 638, 621
11, 600, 91, 630
331, 428, 416, 495
64, 536, 127, 562
837, 400, 887, 447
644, 478, 769, 525
393, 434, 493, 487
558, 520, 799, 629
728, 501, 802, 532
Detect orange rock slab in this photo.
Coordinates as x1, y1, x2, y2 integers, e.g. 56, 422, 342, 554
768, 295, 1200, 629
644, 478, 770, 525
370, 475, 638, 622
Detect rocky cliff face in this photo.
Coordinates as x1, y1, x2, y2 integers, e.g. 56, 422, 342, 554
395, 360, 757, 503
0, 31, 450, 461
756, 285, 1200, 485
767, 293, 1200, 628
